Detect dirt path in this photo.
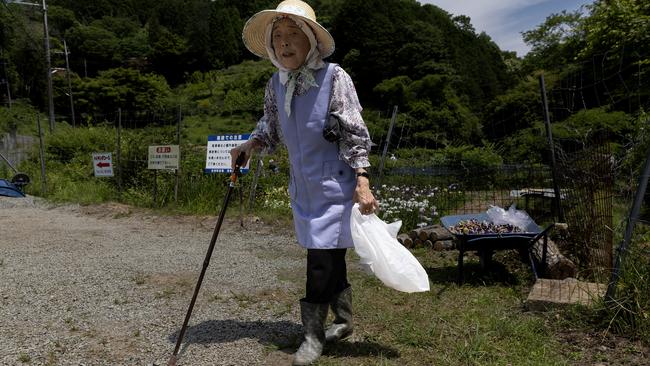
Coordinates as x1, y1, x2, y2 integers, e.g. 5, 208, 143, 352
0, 197, 305, 365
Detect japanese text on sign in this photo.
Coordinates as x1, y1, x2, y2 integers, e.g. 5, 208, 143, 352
205, 134, 251, 173
148, 145, 180, 170
92, 152, 113, 177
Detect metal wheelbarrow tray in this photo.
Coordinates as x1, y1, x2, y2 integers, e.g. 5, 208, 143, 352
440, 212, 554, 284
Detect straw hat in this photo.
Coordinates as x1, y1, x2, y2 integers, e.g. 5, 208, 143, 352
242, 0, 335, 59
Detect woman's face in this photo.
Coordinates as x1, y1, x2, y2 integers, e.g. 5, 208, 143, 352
272, 18, 310, 70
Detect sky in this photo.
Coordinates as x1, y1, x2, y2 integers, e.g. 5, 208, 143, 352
419, 0, 595, 57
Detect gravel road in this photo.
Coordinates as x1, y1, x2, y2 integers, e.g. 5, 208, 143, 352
0, 197, 308, 366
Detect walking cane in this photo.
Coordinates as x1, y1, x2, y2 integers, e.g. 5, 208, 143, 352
168, 152, 247, 366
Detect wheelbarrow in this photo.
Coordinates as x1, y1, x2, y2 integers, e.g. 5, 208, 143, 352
440, 212, 555, 285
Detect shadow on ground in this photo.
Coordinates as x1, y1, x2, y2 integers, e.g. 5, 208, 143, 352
168, 319, 301, 348
168, 319, 400, 361
424, 261, 522, 287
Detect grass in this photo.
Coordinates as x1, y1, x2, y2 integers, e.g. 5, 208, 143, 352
309, 250, 569, 366
260, 245, 591, 365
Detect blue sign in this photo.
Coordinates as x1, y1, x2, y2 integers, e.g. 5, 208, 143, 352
204, 134, 251, 173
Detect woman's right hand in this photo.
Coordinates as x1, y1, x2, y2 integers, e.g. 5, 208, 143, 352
230, 139, 259, 171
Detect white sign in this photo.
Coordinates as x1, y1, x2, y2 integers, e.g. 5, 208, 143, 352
148, 145, 180, 170
92, 152, 113, 177
205, 134, 251, 173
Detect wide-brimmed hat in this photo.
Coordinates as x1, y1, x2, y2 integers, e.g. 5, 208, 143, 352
242, 0, 335, 59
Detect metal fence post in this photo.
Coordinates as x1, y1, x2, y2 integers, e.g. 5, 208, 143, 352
175, 105, 181, 203
539, 74, 565, 222
247, 157, 263, 210
377, 105, 398, 188
116, 108, 122, 196
153, 169, 157, 207
36, 113, 47, 194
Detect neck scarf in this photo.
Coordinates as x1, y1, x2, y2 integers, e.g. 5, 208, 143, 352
265, 15, 325, 116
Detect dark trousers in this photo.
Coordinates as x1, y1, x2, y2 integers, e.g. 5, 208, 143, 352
304, 248, 350, 304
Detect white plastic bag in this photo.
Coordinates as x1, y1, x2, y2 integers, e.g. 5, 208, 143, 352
350, 204, 430, 293
486, 204, 533, 231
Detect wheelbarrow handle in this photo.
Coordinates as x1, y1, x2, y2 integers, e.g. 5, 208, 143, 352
529, 224, 556, 243
465, 234, 536, 243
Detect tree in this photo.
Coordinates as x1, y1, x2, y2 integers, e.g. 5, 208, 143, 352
373, 76, 412, 108
75, 68, 171, 124
579, 0, 650, 58
482, 74, 546, 140
65, 24, 120, 75
522, 10, 584, 71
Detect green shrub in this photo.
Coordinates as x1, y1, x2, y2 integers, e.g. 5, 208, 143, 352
46, 124, 115, 163
0, 101, 40, 135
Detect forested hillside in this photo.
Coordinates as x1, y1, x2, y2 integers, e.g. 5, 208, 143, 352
1, 0, 649, 158
1, 0, 512, 147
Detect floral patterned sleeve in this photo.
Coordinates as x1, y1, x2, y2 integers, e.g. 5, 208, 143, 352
329, 65, 372, 169
250, 78, 282, 154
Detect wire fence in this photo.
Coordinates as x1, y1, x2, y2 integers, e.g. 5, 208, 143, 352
1, 45, 647, 293
367, 47, 646, 286
555, 136, 615, 282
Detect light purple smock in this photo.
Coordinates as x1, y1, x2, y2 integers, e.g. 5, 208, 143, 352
273, 63, 356, 249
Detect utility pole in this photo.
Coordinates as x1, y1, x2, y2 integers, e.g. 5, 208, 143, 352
42, 0, 55, 131
63, 39, 75, 127
7, 0, 55, 130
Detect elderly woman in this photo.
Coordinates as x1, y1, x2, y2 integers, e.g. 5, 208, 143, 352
231, 1, 378, 364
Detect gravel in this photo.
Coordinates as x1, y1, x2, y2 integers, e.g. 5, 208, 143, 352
0, 197, 306, 365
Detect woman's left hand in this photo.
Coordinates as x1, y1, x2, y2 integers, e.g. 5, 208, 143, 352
353, 175, 379, 215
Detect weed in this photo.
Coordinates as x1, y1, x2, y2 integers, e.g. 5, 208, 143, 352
600, 239, 650, 341
112, 210, 132, 219
230, 291, 254, 308
64, 318, 79, 331
113, 298, 128, 305
132, 274, 147, 285
45, 351, 57, 366
155, 288, 176, 299
17, 353, 30, 363
211, 294, 227, 302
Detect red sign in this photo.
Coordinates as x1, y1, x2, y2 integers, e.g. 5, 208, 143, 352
97, 162, 110, 168
156, 146, 171, 153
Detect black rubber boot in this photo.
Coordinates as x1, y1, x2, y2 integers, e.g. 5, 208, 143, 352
293, 301, 329, 365
325, 286, 353, 343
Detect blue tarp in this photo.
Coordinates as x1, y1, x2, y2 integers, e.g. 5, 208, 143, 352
0, 179, 25, 197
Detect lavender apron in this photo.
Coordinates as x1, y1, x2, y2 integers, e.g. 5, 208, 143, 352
273, 63, 355, 249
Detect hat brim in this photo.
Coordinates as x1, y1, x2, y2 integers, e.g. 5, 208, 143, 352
242, 10, 335, 60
